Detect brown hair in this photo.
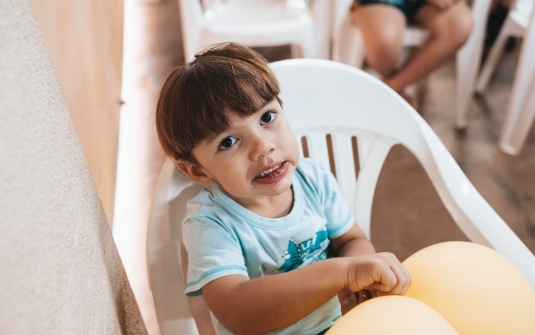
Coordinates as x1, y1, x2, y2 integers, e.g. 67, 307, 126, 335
156, 43, 281, 164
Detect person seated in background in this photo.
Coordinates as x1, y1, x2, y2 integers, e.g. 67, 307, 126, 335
156, 42, 411, 335
350, 0, 473, 107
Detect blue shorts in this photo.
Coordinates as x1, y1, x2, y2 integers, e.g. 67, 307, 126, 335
353, 0, 426, 19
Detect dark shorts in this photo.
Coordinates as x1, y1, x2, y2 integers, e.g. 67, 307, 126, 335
353, 0, 426, 19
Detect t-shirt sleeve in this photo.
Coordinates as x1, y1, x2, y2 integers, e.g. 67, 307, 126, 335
315, 161, 355, 239
182, 213, 249, 297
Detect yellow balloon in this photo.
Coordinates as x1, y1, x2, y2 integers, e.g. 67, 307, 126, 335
326, 296, 458, 335
403, 241, 535, 335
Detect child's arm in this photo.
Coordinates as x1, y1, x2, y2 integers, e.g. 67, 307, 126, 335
202, 251, 410, 335
330, 222, 375, 257
330, 222, 380, 314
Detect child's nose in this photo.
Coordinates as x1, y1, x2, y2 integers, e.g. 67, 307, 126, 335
249, 137, 275, 161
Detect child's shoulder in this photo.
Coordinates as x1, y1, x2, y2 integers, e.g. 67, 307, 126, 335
184, 186, 224, 221
296, 158, 332, 181
185, 184, 247, 226
295, 158, 337, 197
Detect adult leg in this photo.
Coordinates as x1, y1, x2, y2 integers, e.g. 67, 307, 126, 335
350, 4, 407, 78
384, 0, 473, 93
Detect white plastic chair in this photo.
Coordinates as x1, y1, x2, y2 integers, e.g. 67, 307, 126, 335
331, 0, 493, 129
475, 0, 535, 155
148, 59, 535, 335
178, 0, 331, 62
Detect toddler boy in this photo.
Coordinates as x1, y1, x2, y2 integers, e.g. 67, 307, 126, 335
156, 43, 411, 335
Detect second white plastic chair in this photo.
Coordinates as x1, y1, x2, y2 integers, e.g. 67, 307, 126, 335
178, 0, 331, 62
331, 0, 493, 129
475, 0, 535, 155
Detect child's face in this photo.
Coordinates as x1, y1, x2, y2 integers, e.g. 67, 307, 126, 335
182, 99, 300, 207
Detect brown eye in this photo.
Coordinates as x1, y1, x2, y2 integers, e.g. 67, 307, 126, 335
260, 111, 276, 125
219, 136, 237, 150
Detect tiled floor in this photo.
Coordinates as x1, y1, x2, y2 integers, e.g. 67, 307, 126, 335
117, 1, 535, 333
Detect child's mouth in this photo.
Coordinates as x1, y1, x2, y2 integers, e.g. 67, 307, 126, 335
256, 164, 282, 178
254, 162, 288, 184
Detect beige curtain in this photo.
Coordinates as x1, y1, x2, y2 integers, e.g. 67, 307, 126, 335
0, 0, 146, 333
29, 0, 124, 223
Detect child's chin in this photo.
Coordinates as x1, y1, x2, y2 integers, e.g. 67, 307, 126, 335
255, 178, 293, 197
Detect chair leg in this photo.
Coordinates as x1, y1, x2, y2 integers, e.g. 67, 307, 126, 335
455, 47, 476, 129
293, 27, 321, 59
498, 11, 535, 155
475, 16, 516, 94
312, 0, 333, 60
318, 32, 332, 60
310, 20, 331, 59
454, 2, 491, 129
499, 76, 535, 155
290, 44, 303, 58
332, 16, 364, 68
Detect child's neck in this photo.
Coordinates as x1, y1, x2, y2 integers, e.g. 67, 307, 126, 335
222, 185, 294, 219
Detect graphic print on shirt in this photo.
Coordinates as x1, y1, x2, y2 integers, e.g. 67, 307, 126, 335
258, 264, 267, 277
276, 230, 329, 273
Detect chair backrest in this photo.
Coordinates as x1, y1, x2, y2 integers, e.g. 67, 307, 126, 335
149, 159, 201, 335
148, 59, 535, 335
177, 0, 331, 62
177, 0, 206, 62
272, 60, 534, 279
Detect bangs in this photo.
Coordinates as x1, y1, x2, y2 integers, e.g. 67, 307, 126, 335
187, 60, 279, 142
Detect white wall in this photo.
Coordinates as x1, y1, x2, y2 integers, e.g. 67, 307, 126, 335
30, 0, 124, 223
0, 1, 146, 333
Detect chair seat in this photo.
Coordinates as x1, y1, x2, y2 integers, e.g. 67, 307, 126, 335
205, 0, 311, 23
208, 18, 313, 35
403, 26, 430, 47
205, 4, 315, 47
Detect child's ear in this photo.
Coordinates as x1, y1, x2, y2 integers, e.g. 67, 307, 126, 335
174, 160, 214, 186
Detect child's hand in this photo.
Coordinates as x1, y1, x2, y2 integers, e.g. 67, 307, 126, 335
345, 252, 411, 297
338, 289, 372, 315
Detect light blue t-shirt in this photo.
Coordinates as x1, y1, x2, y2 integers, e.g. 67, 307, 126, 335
182, 158, 354, 335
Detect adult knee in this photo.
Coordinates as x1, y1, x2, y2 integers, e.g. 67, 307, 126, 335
434, 5, 474, 49
449, 8, 473, 48
365, 29, 403, 76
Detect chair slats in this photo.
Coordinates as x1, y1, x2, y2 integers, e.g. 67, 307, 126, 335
331, 132, 358, 210
300, 128, 397, 238
302, 131, 331, 172
356, 131, 378, 170
353, 136, 396, 237
296, 134, 305, 158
